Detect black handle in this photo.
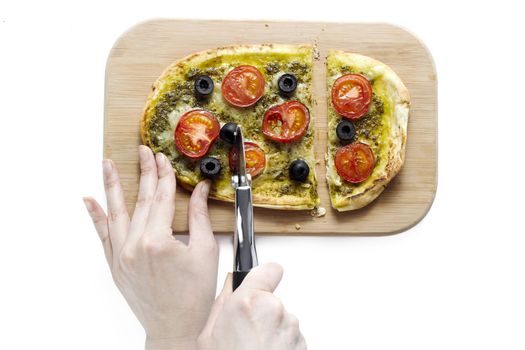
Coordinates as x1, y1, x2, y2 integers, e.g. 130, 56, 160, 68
233, 270, 250, 291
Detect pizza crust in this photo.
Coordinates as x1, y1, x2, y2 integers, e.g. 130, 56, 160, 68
326, 51, 410, 211
178, 179, 316, 210
140, 44, 320, 210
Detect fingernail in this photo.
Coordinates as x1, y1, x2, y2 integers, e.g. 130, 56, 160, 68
83, 197, 92, 212
102, 159, 112, 176
139, 145, 148, 162
156, 153, 166, 167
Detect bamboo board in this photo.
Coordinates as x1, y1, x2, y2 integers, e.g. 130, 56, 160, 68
104, 19, 437, 235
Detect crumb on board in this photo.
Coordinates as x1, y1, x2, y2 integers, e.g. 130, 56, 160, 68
295, 223, 301, 230
313, 47, 321, 61
310, 206, 326, 218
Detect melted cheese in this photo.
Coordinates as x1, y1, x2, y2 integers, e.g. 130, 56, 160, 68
145, 46, 319, 208
325, 51, 409, 210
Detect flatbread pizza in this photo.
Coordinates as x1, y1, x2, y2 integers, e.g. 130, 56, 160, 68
141, 44, 320, 210
325, 51, 410, 211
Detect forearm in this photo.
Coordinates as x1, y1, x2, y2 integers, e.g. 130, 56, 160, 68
145, 337, 198, 350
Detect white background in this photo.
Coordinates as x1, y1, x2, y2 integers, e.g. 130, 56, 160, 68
1, 1, 524, 349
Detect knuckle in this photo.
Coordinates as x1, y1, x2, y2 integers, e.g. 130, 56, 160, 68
189, 196, 208, 216
265, 294, 283, 311
269, 297, 285, 318
135, 194, 154, 208
154, 190, 172, 203
252, 293, 284, 316
140, 164, 155, 176
235, 295, 253, 315
119, 248, 136, 266
288, 314, 300, 329
91, 212, 106, 225
297, 335, 307, 349
141, 237, 168, 255
109, 206, 127, 222
99, 233, 111, 246
104, 175, 119, 189
94, 218, 107, 228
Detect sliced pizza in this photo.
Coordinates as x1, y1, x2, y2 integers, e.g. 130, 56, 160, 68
326, 51, 410, 211
141, 44, 320, 210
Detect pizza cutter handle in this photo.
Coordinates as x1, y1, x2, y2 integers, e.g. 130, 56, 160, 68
232, 184, 258, 291
233, 270, 250, 291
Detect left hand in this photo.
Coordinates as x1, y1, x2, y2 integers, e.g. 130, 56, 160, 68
83, 145, 218, 350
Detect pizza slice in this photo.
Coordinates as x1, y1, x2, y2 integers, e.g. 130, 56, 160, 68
141, 44, 320, 210
326, 51, 410, 211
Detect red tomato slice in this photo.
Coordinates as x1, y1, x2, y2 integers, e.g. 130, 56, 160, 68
229, 141, 266, 178
174, 109, 220, 158
334, 142, 376, 183
221, 65, 265, 107
331, 74, 372, 120
262, 101, 310, 143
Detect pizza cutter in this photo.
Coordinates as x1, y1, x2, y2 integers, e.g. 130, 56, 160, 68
231, 125, 258, 291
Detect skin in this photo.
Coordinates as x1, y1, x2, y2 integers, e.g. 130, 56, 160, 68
198, 264, 307, 350
83, 145, 307, 349
83, 145, 218, 350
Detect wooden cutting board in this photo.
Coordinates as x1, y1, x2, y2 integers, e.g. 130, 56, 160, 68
104, 19, 437, 235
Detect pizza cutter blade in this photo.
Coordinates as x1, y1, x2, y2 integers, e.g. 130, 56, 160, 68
230, 125, 258, 291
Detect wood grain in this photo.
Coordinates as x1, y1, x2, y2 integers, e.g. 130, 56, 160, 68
104, 19, 437, 235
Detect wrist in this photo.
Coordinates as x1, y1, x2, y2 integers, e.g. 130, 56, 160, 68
145, 336, 198, 350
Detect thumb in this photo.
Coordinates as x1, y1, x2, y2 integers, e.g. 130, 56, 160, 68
237, 263, 284, 293
200, 273, 233, 336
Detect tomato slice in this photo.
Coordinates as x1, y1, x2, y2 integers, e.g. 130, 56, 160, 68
221, 65, 265, 107
334, 143, 376, 183
331, 74, 372, 120
229, 141, 266, 178
174, 109, 220, 158
262, 101, 310, 143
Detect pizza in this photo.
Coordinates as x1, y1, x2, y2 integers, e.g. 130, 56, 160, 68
140, 45, 410, 212
325, 51, 410, 211
140, 44, 320, 210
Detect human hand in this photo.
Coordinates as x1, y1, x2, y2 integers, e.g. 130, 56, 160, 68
198, 263, 307, 350
83, 145, 218, 350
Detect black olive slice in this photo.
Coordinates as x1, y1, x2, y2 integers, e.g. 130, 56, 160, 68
278, 74, 297, 96
194, 75, 214, 99
200, 157, 221, 179
219, 122, 238, 144
336, 120, 356, 144
289, 159, 310, 182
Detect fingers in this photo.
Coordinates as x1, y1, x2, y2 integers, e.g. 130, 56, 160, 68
237, 263, 284, 293
103, 159, 130, 259
200, 273, 233, 336
188, 180, 215, 247
83, 197, 112, 264
128, 146, 158, 245
144, 152, 176, 238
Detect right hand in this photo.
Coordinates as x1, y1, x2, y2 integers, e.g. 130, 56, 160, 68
198, 263, 307, 350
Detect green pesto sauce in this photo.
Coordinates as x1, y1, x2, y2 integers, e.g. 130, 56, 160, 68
147, 52, 317, 205
328, 66, 390, 197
